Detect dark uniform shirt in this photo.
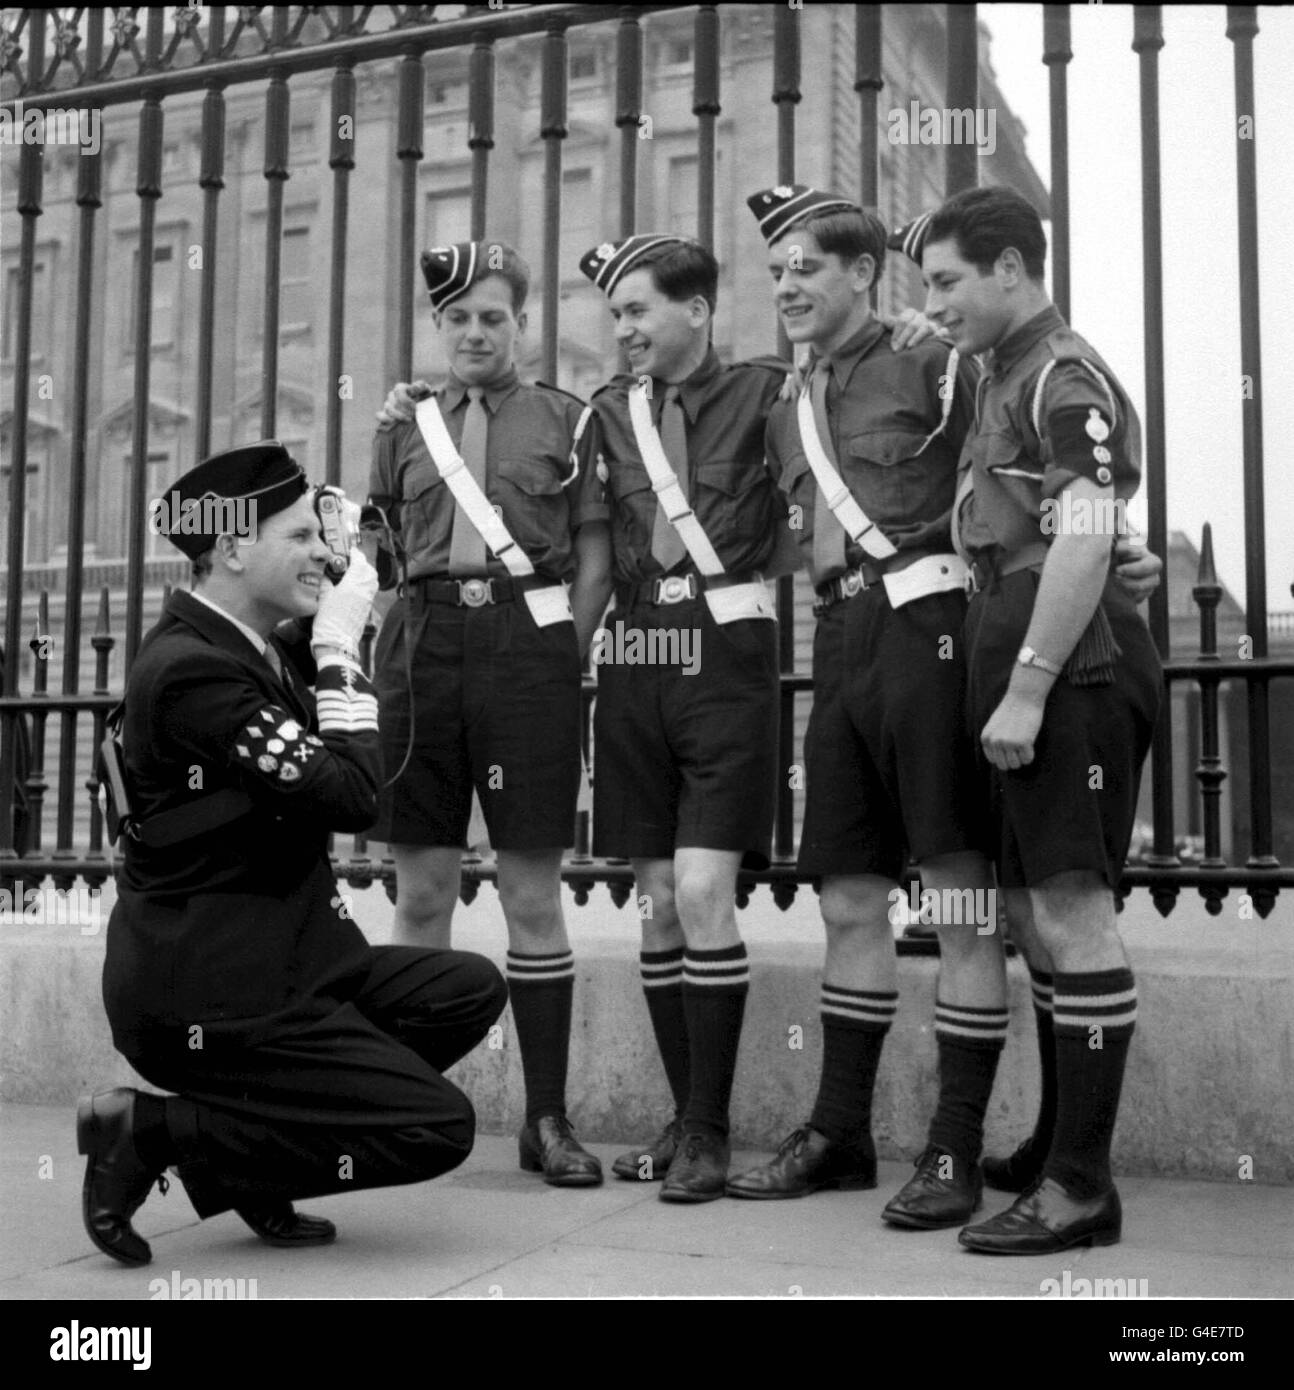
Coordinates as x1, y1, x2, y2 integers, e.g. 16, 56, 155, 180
765, 318, 979, 586
956, 305, 1141, 559
590, 348, 790, 587
368, 368, 609, 584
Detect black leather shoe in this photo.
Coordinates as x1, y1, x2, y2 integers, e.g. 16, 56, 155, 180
958, 1177, 1122, 1254
518, 1115, 604, 1187
236, 1202, 337, 1247
659, 1131, 730, 1203
76, 1089, 168, 1267
982, 1138, 1046, 1193
726, 1125, 877, 1200
611, 1117, 683, 1181
882, 1145, 983, 1229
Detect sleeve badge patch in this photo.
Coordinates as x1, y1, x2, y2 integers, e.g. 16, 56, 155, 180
278, 762, 302, 782
267, 739, 285, 754
257, 753, 278, 773
1084, 408, 1111, 443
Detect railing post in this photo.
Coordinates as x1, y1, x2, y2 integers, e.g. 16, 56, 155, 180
396, 47, 424, 383
468, 28, 495, 241
1133, 5, 1179, 914
692, 5, 719, 250
944, 4, 978, 196
1226, 6, 1277, 900
539, 18, 568, 384
326, 57, 356, 488
1042, 5, 1071, 323
1192, 525, 1227, 914
614, 7, 641, 239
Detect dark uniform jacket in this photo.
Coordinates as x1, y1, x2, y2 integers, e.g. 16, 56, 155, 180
764, 319, 978, 586
368, 370, 608, 585
103, 591, 379, 1055
956, 306, 1142, 560
590, 349, 791, 588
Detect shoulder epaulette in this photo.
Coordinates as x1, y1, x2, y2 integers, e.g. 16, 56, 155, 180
591, 373, 636, 400
1031, 352, 1118, 441
534, 379, 589, 408
733, 353, 794, 376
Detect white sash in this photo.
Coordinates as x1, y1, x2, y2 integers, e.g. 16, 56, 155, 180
795, 388, 897, 562
627, 383, 724, 575
414, 396, 573, 627
627, 383, 771, 625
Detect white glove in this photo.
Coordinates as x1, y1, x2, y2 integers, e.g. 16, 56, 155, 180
311, 544, 379, 662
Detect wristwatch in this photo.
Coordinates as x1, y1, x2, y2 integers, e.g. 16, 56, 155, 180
1017, 646, 1063, 676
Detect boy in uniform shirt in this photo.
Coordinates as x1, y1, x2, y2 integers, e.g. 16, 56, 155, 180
368, 242, 613, 1187
576, 234, 791, 1202
920, 186, 1161, 1253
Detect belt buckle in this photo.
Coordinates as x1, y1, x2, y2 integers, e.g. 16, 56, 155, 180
841, 568, 865, 599
458, 578, 492, 607
656, 575, 692, 604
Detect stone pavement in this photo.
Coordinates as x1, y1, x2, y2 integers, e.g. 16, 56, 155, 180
3, 1103, 1290, 1302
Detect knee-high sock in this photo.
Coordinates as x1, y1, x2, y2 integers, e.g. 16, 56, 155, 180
1021, 966, 1057, 1160
506, 950, 575, 1126
808, 985, 898, 1146
640, 947, 689, 1115
680, 945, 749, 1139
1045, 967, 1137, 1198
925, 1000, 1010, 1168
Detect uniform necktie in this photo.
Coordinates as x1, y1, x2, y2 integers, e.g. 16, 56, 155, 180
809, 360, 848, 577
448, 385, 489, 576
650, 384, 689, 574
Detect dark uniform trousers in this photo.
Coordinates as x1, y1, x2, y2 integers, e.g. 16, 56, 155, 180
103, 591, 508, 1218
126, 928, 506, 1217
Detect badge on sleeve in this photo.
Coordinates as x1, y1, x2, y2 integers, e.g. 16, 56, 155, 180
1084, 408, 1110, 444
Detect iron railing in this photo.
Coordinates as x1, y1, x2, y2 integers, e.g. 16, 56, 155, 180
2, 5, 1289, 923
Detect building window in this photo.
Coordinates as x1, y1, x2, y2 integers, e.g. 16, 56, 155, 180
279, 225, 313, 339
558, 168, 594, 283
667, 156, 698, 239
570, 51, 597, 81
662, 37, 693, 67
3, 258, 51, 361
290, 118, 315, 162
127, 242, 178, 352
144, 451, 171, 560
425, 190, 473, 252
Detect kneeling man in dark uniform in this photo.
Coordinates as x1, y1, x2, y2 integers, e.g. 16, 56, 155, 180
80, 443, 507, 1266
921, 188, 1162, 1253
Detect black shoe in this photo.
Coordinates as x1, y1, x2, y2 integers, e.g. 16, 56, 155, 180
76, 1089, 168, 1267
236, 1202, 337, 1247
659, 1131, 730, 1204
518, 1115, 604, 1187
611, 1117, 683, 1182
726, 1125, 877, 1200
958, 1176, 1122, 1255
882, 1145, 983, 1229
982, 1138, 1046, 1193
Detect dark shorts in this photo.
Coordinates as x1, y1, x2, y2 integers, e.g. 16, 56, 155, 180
963, 570, 1162, 890
797, 586, 986, 881
372, 593, 582, 851
592, 595, 779, 866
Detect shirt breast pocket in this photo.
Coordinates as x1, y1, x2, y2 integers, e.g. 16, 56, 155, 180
398, 461, 448, 564
495, 456, 569, 553
846, 428, 937, 520
694, 458, 774, 547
